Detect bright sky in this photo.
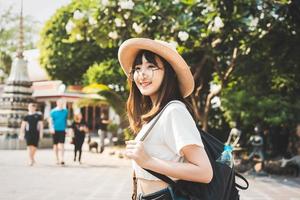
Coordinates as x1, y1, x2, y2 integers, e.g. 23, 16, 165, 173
0, 0, 71, 23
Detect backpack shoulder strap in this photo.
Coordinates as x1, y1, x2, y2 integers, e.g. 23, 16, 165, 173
145, 169, 177, 186
139, 101, 184, 187
235, 172, 249, 190
139, 101, 182, 141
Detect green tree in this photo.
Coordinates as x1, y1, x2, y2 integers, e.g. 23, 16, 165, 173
0, 7, 38, 79
0, 7, 37, 53
83, 59, 127, 99
39, 2, 114, 84
40, 0, 299, 132
0, 51, 12, 75
221, 1, 300, 131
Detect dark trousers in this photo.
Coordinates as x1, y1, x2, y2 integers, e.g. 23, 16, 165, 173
138, 188, 172, 200
74, 138, 84, 161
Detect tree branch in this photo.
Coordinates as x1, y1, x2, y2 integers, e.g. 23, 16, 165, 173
193, 55, 208, 81
210, 56, 224, 83
224, 47, 238, 82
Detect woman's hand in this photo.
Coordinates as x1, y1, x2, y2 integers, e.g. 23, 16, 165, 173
125, 140, 152, 168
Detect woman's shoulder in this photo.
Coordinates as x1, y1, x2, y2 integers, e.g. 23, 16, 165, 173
145, 100, 190, 126
23, 115, 29, 120
159, 100, 192, 120
163, 100, 188, 113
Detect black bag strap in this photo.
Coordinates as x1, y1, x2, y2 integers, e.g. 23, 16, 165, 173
145, 169, 177, 187
146, 168, 250, 192
139, 101, 182, 188
234, 172, 249, 190
139, 101, 180, 141
146, 168, 250, 190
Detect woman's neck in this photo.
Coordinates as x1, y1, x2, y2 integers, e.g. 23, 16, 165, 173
150, 95, 158, 106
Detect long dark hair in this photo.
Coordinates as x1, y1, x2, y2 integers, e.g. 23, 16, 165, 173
126, 50, 194, 133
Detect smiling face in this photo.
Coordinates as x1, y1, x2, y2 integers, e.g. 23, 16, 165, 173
132, 54, 165, 103
127, 50, 185, 133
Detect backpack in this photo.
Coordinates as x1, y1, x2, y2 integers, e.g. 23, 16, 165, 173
138, 102, 249, 200
145, 128, 249, 200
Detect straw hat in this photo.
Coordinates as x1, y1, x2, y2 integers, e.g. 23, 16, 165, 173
118, 38, 194, 97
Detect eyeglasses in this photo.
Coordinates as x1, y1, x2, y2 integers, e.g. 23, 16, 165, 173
129, 65, 161, 81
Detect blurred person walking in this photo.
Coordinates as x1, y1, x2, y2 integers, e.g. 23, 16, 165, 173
19, 103, 43, 166
71, 113, 88, 164
49, 99, 68, 165
97, 112, 110, 153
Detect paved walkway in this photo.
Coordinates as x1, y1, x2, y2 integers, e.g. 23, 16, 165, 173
0, 144, 299, 200
239, 175, 300, 200
0, 144, 132, 200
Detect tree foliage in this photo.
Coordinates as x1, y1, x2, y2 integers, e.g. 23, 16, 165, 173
39, 3, 113, 84
39, 0, 300, 131
0, 7, 37, 53
221, 1, 300, 130
0, 7, 38, 79
83, 59, 127, 98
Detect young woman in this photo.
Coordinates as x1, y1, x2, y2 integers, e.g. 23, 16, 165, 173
118, 38, 213, 199
71, 113, 88, 164
19, 103, 43, 166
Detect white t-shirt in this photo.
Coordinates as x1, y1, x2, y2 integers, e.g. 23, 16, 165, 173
132, 100, 204, 181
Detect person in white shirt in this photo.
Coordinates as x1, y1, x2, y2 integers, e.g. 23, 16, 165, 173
118, 38, 213, 199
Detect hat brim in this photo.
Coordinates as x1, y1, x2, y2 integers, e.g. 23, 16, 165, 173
118, 38, 194, 98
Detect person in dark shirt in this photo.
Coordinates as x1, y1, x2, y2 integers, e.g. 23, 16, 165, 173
19, 103, 44, 166
96, 112, 110, 153
71, 113, 88, 164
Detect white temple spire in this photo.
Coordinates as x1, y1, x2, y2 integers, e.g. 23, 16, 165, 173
17, 0, 24, 58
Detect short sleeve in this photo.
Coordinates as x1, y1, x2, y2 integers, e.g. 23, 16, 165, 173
38, 114, 43, 121
23, 115, 28, 122
162, 102, 204, 156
